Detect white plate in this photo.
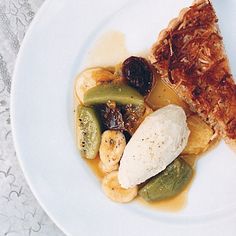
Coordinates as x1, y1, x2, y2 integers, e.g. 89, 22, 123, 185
11, 0, 236, 235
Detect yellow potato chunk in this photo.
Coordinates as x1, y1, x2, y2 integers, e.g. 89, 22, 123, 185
182, 115, 214, 155
146, 78, 188, 112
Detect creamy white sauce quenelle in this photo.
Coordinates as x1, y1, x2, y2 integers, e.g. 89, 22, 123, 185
118, 105, 190, 189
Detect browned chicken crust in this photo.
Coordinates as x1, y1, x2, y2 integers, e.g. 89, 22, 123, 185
150, 0, 236, 141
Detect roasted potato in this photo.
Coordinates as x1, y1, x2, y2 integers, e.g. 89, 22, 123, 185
182, 115, 214, 155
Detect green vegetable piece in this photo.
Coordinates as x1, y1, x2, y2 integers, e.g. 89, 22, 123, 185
139, 158, 193, 201
77, 105, 101, 159
83, 84, 144, 106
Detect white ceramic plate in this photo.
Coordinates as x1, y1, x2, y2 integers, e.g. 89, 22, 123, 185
11, 0, 236, 235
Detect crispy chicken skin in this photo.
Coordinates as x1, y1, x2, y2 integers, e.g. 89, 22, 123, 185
150, 0, 236, 142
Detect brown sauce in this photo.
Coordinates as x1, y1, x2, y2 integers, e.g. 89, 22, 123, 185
85, 31, 130, 68
85, 30, 148, 68
84, 149, 218, 212
85, 156, 104, 180
75, 30, 219, 212
85, 154, 197, 212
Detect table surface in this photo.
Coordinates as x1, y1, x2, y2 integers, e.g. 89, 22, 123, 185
0, 0, 65, 235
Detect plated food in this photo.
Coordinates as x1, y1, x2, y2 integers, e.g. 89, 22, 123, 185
151, 0, 236, 145
74, 0, 235, 207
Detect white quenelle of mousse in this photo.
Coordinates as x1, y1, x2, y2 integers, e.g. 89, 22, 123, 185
118, 104, 190, 189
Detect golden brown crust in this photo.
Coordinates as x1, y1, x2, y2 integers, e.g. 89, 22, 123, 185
150, 0, 211, 56
150, 0, 236, 141
225, 138, 236, 153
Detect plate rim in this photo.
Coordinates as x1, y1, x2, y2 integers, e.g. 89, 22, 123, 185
10, 0, 70, 235
10, 0, 236, 235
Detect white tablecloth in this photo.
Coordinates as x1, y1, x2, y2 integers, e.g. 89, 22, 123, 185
0, 0, 65, 235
